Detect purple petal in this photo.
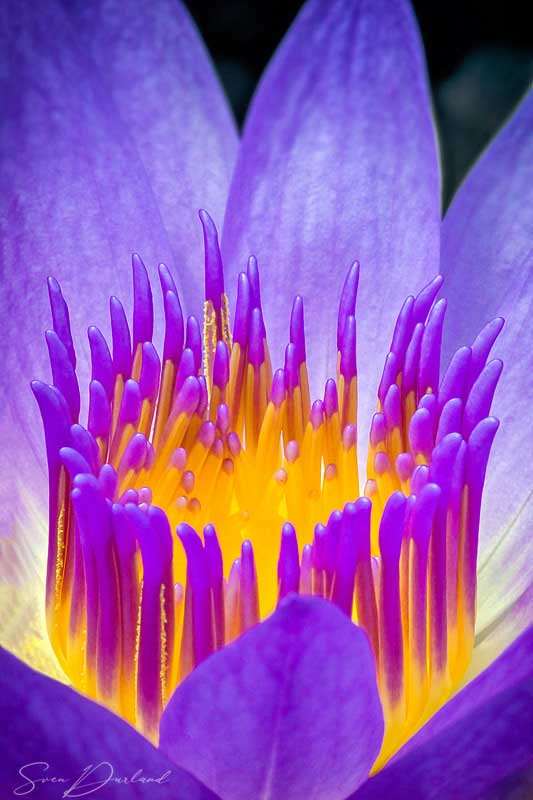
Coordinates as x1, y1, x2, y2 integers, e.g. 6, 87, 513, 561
160, 595, 383, 800
440, 87, 533, 645
222, 0, 440, 442
0, 647, 218, 799
350, 626, 533, 800
62, 0, 238, 295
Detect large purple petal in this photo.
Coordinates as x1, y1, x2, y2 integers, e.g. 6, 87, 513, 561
160, 595, 383, 800
222, 0, 440, 447
351, 626, 533, 800
440, 87, 533, 651
62, 0, 238, 296
0, 647, 219, 799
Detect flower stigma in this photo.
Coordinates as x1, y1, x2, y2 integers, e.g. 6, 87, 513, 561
34, 210, 501, 767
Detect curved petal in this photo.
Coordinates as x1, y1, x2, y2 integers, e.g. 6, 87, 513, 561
440, 87, 533, 647
0, 0, 220, 660
62, 0, 238, 295
160, 595, 383, 800
221, 0, 440, 450
0, 647, 219, 799
350, 626, 533, 800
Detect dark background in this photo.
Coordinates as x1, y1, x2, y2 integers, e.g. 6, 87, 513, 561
184, 0, 533, 208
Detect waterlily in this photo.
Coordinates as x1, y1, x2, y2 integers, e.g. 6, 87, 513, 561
0, 0, 532, 798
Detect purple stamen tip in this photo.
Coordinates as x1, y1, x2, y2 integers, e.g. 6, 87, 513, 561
246, 255, 262, 308
110, 296, 132, 379
324, 379, 339, 417
186, 316, 202, 374
139, 342, 160, 402
175, 348, 196, 393
248, 308, 265, 367
132, 253, 154, 348
233, 272, 251, 347
158, 262, 178, 296
213, 341, 230, 390
290, 295, 306, 365
310, 399, 324, 430
216, 403, 230, 435
163, 290, 184, 365
270, 368, 286, 409
284, 342, 299, 391
198, 420, 216, 450
199, 209, 225, 311
337, 261, 360, 352
340, 315, 357, 380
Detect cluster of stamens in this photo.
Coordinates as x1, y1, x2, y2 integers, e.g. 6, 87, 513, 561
35, 211, 501, 765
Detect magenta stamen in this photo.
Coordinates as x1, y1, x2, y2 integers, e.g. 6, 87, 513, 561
331, 502, 359, 616
438, 346, 472, 412
203, 524, 225, 649
239, 540, 259, 631
60, 446, 92, 481
70, 424, 100, 474
199, 209, 225, 318
233, 272, 251, 347
278, 522, 300, 600
248, 308, 265, 367
337, 261, 360, 352
289, 295, 306, 366
132, 253, 154, 349
408, 407, 433, 461
395, 452, 415, 483
178, 523, 214, 669
469, 317, 505, 387
162, 290, 184, 365
72, 474, 120, 704
98, 463, 117, 500
46, 329, 80, 421
158, 262, 178, 296
418, 298, 447, 395
216, 403, 230, 435
436, 398, 463, 443
246, 255, 262, 310
402, 322, 424, 399
324, 379, 339, 418
379, 492, 407, 706
139, 342, 161, 403
370, 412, 386, 448
213, 340, 230, 391
410, 464, 429, 495
110, 296, 132, 380
463, 359, 503, 439
300, 544, 313, 595
390, 295, 415, 361
340, 315, 357, 380
175, 348, 196, 393
186, 316, 202, 374
383, 384, 401, 432
284, 342, 299, 391
412, 274, 443, 325
88, 325, 114, 402
47, 276, 76, 368
88, 380, 111, 441
462, 418, 499, 623
270, 368, 286, 409
378, 352, 399, 407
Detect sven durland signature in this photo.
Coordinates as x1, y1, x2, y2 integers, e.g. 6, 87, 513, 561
14, 761, 172, 797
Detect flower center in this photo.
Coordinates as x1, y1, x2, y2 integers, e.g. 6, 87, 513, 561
34, 211, 500, 766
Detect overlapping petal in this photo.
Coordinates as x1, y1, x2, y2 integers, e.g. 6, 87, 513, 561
222, 0, 441, 455
62, 0, 238, 296
0, 647, 218, 799
350, 626, 533, 800
160, 596, 383, 800
440, 86, 533, 654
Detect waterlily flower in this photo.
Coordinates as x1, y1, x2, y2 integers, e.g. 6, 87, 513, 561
0, 0, 532, 798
